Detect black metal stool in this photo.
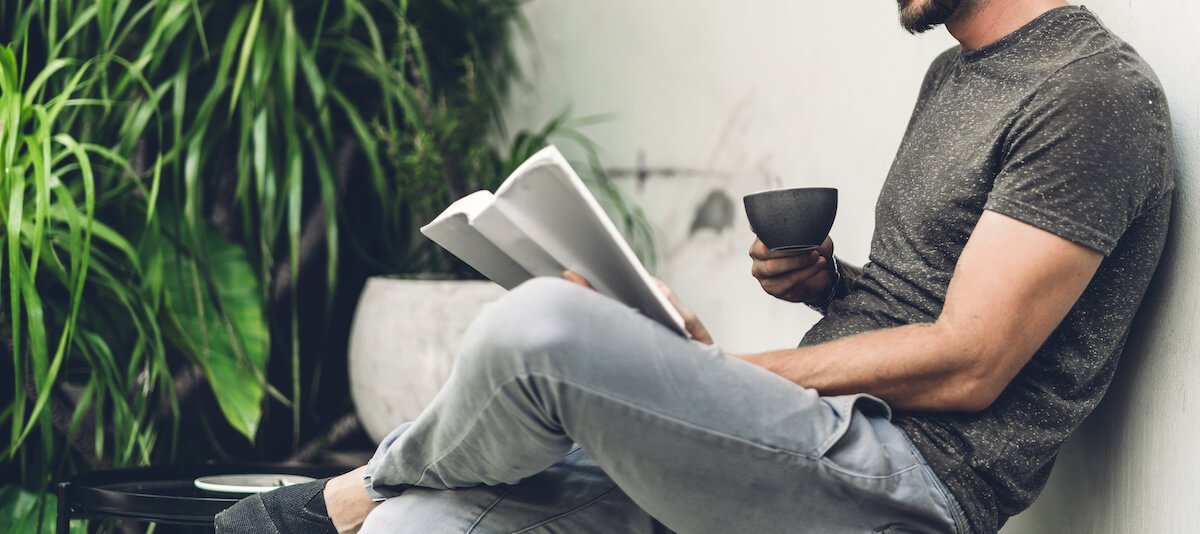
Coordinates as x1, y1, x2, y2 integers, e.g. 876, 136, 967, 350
56, 464, 345, 532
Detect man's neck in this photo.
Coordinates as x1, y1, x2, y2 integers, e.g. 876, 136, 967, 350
946, 0, 1071, 51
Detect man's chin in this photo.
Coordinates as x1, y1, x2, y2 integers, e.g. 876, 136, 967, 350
899, 0, 965, 34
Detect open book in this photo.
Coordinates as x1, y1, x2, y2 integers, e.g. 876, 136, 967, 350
420, 146, 686, 336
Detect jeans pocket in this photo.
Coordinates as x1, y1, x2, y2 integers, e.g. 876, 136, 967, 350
814, 393, 892, 458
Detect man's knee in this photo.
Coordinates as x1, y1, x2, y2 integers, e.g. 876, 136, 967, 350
456, 277, 594, 380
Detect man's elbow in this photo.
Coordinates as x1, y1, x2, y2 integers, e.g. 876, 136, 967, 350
949, 351, 1022, 412
931, 321, 1027, 412
952, 383, 1001, 412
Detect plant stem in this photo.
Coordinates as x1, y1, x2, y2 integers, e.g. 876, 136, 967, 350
270, 136, 356, 303
286, 411, 360, 464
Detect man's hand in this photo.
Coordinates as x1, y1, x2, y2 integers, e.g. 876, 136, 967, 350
562, 271, 714, 345
750, 236, 837, 303
326, 466, 378, 533
651, 278, 714, 345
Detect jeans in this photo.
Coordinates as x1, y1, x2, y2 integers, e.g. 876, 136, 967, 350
361, 278, 966, 533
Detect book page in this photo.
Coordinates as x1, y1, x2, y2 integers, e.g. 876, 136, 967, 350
493, 147, 687, 335
472, 203, 565, 278
426, 189, 494, 226
420, 191, 532, 289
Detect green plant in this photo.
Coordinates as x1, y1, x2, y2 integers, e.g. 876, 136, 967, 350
345, 1, 656, 276
0, 3, 279, 528
1, 0, 654, 530
0, 485, 82, 533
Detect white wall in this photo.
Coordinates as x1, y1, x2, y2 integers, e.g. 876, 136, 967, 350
504, 1, 1200, 531
506, 2, 956, 353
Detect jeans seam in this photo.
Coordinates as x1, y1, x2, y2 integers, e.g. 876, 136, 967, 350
536, 371, 924, 483
409, 370, 916, 498
508, 485, 621, 534
408, 371, 821, 488
547, 376, 926, 481
817, 458, 923, 480
410, 372, 572, 487
530, 372, 825, 460
465, 485, 518, 534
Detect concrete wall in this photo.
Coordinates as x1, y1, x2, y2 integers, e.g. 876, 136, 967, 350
504, 1, 1199, 531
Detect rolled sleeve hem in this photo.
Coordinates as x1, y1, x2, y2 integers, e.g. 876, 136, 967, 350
984, 193, 1118, 255
362, 422, 415, 502
362, 467, 402, 502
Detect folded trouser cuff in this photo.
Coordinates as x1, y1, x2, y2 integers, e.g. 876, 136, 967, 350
363, 422, 415, 502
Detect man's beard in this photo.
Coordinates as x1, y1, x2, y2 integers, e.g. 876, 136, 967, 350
896, 0, 966, 34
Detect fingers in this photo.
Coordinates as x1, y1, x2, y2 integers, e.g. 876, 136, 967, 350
749, 237, 835, 260
652, 277, 670, 295
653, 278, 685, 311
748, 238, 816, 260
748, 236, 837, 303
750, 238, 804, 260
561, 270, 596, 291
750, 251, 824, 279
817, 235, 835, 256
759, 268, 833, 302
653, 278, 714, 345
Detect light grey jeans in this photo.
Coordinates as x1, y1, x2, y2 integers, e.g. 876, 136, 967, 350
360, 278, 967, 533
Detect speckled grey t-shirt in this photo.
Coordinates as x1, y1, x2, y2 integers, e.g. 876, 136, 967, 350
801, 7, 1174, 533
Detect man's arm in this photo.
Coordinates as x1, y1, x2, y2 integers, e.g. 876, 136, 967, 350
741, 210, 1103, 412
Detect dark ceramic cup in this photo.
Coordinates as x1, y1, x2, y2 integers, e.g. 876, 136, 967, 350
743, 187, 838, 251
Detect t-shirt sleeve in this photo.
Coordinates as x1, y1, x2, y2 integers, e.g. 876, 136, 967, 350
984, 53, 1171, 255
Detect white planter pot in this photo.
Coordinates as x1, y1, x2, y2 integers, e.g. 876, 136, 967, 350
348, 277, 506, 442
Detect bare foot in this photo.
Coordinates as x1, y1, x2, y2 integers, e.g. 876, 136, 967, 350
325, 466, 379, 534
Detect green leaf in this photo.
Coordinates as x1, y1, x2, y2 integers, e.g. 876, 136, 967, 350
0, 486, 84, 534
285, 130, 302, 440
229, 0, 264, 117
281, 6, 298, 101
161, 227, 269, 441
6, 152, 27, 453
22, 58, 73, 108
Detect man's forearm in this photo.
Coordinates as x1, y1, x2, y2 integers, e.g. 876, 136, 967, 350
740, 320, 992, 412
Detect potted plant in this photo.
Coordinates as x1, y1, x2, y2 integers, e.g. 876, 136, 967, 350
341, 2, 655, 442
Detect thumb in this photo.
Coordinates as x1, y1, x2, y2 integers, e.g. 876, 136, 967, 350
561, 270, 596, 291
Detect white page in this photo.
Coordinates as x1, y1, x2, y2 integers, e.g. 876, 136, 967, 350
426, 190, 493, 225
494, 147, 686, 335
420, 191, 532, 289
472, 203, 564, 278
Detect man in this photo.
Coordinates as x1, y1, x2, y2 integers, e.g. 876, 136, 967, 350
217, 0, 1173, 532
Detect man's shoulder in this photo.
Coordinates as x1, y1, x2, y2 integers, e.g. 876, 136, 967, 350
1030, 12, 1166, 104
1030, 43, 1168, 123
926, 45, 961, 76
1062, 47, 1162, 94
916, 46, 962, 94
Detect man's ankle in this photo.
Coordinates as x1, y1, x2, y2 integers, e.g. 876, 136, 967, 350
326, 466, 380, 534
